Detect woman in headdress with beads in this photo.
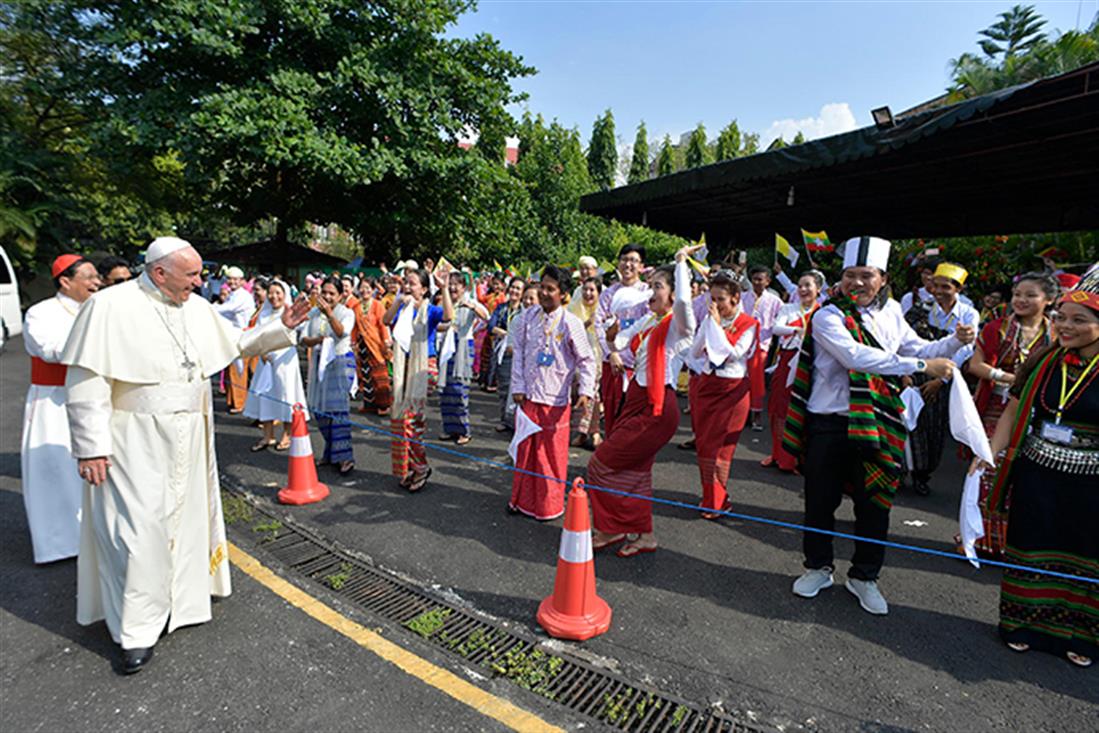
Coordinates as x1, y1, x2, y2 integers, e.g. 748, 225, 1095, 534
974, 269, 1099, 669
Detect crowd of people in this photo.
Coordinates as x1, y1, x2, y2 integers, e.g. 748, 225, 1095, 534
18, 235, 1098, 674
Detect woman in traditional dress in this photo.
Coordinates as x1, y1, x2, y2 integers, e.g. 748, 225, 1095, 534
489, 276, 526, 432
300, 276, 357, 475
244, 280, 308, 451
385, 268, 454, 492
478, 274, 507, 391
351, 277, 392, 416
761, 270, 823, 473
904, 262, 979, 496
686, 271, 758, 518
588, 244, 700, 558
965, 272, 1056, 555
569, 276, 604, 449
438, 271, 489, 445
974, 271, 1099, 668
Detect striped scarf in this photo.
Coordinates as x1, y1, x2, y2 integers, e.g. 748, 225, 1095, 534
984, 346, 1062, 514
782, 295, 908, 509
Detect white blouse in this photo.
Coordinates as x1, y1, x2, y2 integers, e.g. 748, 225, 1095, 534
614, 261, 696, 387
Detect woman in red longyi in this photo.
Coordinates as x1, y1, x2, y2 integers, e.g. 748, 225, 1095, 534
587, 244, 700, 558
686, 271, 758, 518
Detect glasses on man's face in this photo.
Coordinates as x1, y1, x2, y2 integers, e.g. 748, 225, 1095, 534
619, 257, 642, 266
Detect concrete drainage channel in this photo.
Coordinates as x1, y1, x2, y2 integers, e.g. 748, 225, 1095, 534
221, 478, 767, 733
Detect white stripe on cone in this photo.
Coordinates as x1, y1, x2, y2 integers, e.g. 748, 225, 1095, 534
558, 529, 593, 564
289, 435, 313, 458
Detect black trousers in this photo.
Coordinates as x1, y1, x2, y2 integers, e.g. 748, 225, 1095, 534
802, 413, 891, 581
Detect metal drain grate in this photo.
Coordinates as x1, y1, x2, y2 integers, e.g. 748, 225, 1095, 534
222, 478, 767, 733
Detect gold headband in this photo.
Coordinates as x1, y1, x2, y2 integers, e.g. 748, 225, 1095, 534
933, 262, 968, 286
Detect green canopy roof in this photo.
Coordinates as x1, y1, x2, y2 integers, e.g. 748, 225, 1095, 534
581, 62, 1099, 250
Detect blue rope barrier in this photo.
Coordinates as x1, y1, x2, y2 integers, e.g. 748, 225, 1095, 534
242, 389, 1098, 586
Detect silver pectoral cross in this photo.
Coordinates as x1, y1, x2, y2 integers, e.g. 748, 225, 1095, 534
181, 355, 197, 379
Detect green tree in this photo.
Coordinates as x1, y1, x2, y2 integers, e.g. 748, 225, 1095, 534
656, 135, 676, 176
20, 0, 534, 252
767, 137, 787, 151
586, 108, 617, 191
714, 121, 741, 161
628, 121, 650, 184
947, 6, 1098, 101
476, 107, 511, 166
978, 4, 1046, 61
684, 123, 711, 168
792, 131, 807, 145
741, 132, 761, 156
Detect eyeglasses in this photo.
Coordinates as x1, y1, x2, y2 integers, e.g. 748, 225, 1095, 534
619, 256, 642, 265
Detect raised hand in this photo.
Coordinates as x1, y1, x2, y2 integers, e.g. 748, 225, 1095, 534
282, 294, 312, 329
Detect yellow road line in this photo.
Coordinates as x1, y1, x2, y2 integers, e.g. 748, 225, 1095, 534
229, 542, 564, 733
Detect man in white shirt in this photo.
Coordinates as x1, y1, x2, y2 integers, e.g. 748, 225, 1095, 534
595, 244, 650, 436
785, 237, 974, 616
905, 262, 981, 496
741, 266, 783, 430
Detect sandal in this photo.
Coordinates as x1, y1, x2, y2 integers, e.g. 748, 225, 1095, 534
455, 435, 471, 446
399, 471, 414, 488
1007, 642, 1030, 653
251, 439, 275, 452
1066, 652, 1092, 668
617, 538, 658, 558
338, 460, 355, 475
593, 533, 626, 552
759, 456, 775, 468
407, 467, 432, 493
700, 500, 733, 520
274, 438, 291, 452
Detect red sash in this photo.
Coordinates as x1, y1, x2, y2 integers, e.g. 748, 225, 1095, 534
724, 312, 759, 351
30, 356, 67, 386
629, 313, 673, 416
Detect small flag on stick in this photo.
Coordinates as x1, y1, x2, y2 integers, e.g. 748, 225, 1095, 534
775, 233, 799, 267
801, 229, 833, 253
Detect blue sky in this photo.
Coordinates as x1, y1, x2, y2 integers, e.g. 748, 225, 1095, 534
453, 0, 1095, 148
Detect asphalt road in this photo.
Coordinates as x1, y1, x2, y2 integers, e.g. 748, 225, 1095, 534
2, 333, 1096, 732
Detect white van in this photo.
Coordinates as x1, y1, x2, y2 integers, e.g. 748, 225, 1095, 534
0, 245, 22, 349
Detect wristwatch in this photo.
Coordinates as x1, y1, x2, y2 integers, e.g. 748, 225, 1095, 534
915, 359, 927, 373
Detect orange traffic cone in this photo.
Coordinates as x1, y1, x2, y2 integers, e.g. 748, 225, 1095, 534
277, 404, 330, 505
536, 478, 612, 641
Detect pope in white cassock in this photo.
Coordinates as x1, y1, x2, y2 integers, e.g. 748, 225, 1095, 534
60, 237, 311, 674
21, 254, 101, 563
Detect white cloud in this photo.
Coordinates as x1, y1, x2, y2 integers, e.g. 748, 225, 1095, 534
761, 102, 858, 147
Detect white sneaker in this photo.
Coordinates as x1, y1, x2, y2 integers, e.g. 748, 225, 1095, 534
792, 568, 834, 598
845, 578, 889, 615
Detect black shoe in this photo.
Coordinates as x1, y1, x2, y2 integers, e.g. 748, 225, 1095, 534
122, 646, 154, 675
677, 439, 696, 451
912, 478, 931, 496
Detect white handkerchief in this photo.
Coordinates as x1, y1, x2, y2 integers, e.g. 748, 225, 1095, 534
959, 468, 986, 568
437, 328, 456, 388
899, 386, 925, 431
250, 360, 273, 395
392, 303, 414, 353
610, 285, 649, 314
508, 405, 543, 462
949, 367, 993, 464
317, 338, 334, 385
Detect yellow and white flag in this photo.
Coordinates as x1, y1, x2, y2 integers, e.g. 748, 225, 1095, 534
775, 233, 799, 267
